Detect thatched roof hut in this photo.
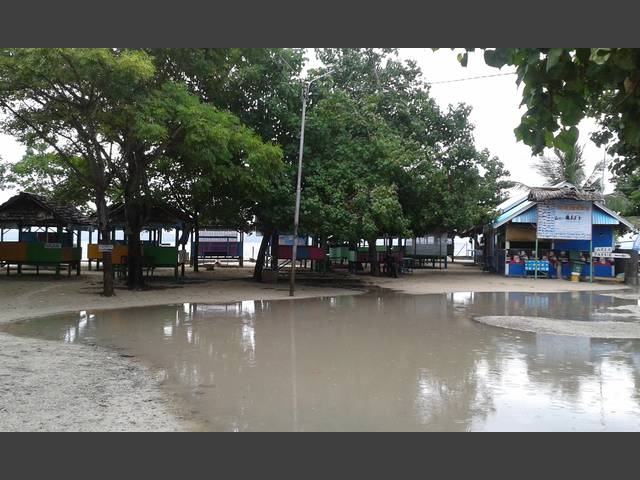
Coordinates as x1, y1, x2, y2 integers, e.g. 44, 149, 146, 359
0, 192, 92, 229
527, 186, 604, 202
91, 202, 190, 230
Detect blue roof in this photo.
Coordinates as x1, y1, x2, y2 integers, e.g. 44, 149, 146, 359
493, 202, 633, 229
492, 200, 534, 228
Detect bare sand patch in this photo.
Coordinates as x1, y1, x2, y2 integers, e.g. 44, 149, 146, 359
360, 262, 629, 295
0, 332, 197, 431
474, 315, 640, 339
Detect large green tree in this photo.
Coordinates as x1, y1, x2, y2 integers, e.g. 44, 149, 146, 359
304, 49, 509, 272
0, 48, 155, 295
151, 48, 305, 279
317, 49, 509, 235
0, 48, 280, 291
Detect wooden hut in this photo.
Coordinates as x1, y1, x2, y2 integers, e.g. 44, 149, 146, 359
87, 202, 191, 278
0, 192, 91, 276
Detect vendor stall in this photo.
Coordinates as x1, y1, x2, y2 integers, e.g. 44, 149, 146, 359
485, 184, 634, 282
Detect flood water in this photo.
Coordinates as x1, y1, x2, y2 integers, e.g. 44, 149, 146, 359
5, 290, 640, 431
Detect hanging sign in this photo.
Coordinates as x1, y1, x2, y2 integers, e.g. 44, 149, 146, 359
98, 244, 114, 253
537, 199, 592, 240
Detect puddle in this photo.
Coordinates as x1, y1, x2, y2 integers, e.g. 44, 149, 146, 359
4, 291, 640, 431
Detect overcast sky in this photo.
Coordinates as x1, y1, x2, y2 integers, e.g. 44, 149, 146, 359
0, 48, 613, 204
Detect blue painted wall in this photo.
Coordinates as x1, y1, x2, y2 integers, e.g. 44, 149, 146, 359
554, 225, 614, 251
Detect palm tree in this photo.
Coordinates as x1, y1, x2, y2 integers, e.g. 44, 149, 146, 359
534, 142, 607, 190
534, 141, 634, 215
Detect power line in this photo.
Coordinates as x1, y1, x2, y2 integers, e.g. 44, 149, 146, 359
426, 71, 517, 85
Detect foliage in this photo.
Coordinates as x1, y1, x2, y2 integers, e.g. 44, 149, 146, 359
151, 48, 304, 232
607, 169, 640, 215
308, 49, 510, 240
302, 91, 411, 242
466, 48, 640, 177
0, 48, 282, 288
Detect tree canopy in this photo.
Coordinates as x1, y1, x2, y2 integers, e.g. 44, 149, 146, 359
1, 48, 511, 286
467, 48, 640, 177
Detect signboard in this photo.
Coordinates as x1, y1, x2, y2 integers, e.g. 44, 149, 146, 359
593, 251, 631, 259
98, 244, 114, 253
44, 243, 62, 249
537, 199, 592, 240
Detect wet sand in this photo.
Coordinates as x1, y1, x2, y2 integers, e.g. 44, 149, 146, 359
0, 263, 626, 326
0, 332, 195, 431
474, 315, 640, 339
363, 262, 629, 295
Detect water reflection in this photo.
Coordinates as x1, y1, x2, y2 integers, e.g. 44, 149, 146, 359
4, 290, 640, 431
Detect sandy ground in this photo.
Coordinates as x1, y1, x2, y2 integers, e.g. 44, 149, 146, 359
474, 315, 640, 339
0, 332, 195, 431
361, 261, 630, 294
0, 261, 632, 431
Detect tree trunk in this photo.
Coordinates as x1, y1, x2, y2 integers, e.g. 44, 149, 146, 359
124, 149, 146, 290
369, 239, 379, 276
253, 229, 272, 281
96, 190, 114, 297
270, 231, 279, 270
125, 200, 145, 290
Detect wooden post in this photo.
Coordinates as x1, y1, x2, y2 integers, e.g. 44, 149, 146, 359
590, 239, 593, 283
625, 250, 639, 286
76, 229, 81, 275
534, 237, 538, 280
88, 230, 93, 270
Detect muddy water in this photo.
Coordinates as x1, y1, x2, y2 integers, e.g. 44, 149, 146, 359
5, 290, 640, 431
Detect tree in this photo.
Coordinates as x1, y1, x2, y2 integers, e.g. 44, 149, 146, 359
0, 48, 281, 291
317, 50, 510, 233
0, 48, 156, 295
303, 49, 509, 273
0, 158, 6, 190
151, 48, 305, 280
151, 104, 283, 272
465, 48, 640, 176
302, 91, 412, 273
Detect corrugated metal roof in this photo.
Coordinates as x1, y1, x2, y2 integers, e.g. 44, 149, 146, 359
512, 207, 537, 224
494, 202, 632, 229
592, 207, 619, 225
493, 200, 535, 228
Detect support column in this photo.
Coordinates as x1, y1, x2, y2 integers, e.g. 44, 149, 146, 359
76, 229, 81, 275
534, 237, 539, 280
88, 230, 93, 270
590, 239, 593, 283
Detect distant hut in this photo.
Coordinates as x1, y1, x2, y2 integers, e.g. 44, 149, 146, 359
0, 192, 92, 275
86, 201, 191, 277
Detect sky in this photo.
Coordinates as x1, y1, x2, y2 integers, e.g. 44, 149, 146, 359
0, 48, 613, 205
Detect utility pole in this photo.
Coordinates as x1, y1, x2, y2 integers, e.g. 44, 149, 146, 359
289, 71, 332, 297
